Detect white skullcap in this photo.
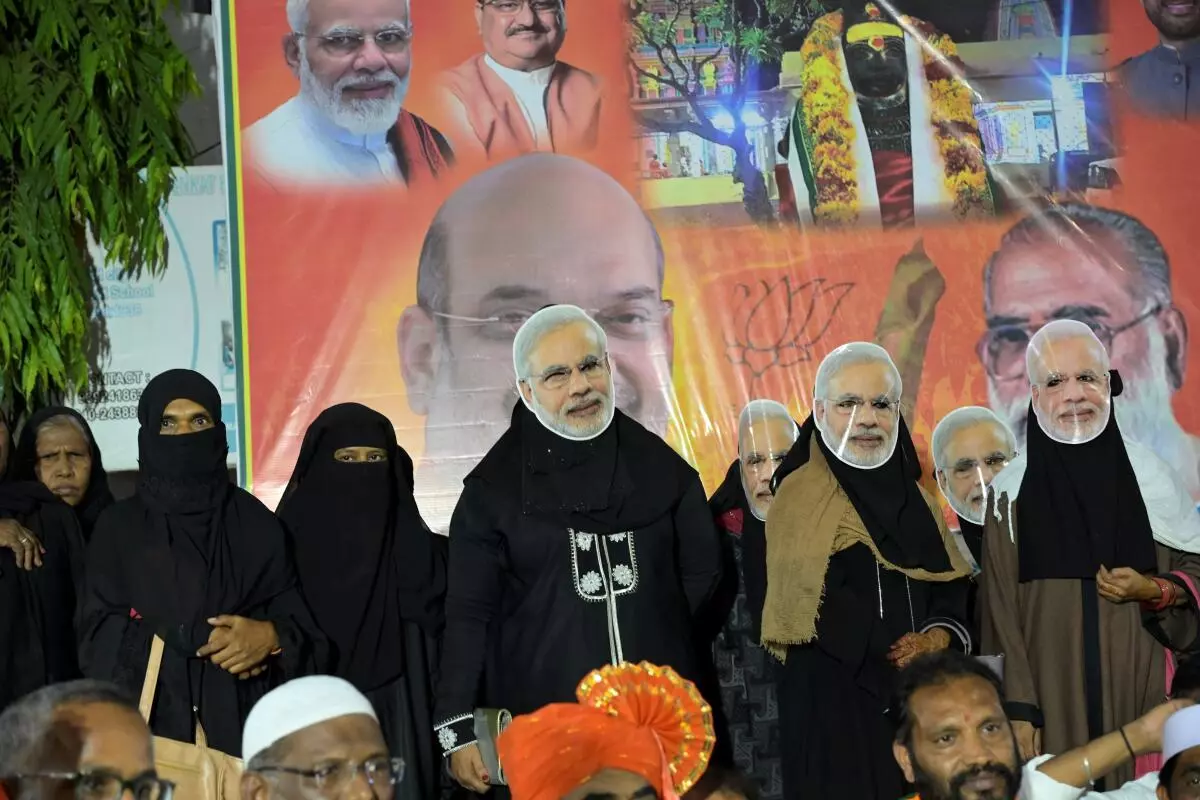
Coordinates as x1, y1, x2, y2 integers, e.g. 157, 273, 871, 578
1025, 319, 1110, 384
242, 676, 378, 763
931, 406, 1016, 469
814, 342, 902, 401
511, 304, 608, 382
1163, 705, 1200, 765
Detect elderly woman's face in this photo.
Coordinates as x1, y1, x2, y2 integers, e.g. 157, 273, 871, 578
34, 421, 93, 507
159, 399, 215, 436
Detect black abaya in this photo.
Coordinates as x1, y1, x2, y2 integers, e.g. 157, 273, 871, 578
277, 403, 447, 799
0, 482, 85, 710
77, 370, 329, 755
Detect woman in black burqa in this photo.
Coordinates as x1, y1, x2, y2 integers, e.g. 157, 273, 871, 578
0, 408, 86, 710
77, 369, 329, 755
13, 406, 115, 541
277, 403, 447, 800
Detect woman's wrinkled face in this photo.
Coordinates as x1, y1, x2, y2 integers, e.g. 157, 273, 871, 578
159, 399, 215, 436
34, 421, 93, 507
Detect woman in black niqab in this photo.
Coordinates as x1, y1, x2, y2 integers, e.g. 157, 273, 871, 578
277, 403, 446, 800
0, 407, 85, 710
13, 406, 114, 540
77, 369, 329, 755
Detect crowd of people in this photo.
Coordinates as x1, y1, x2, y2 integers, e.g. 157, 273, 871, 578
3, 303, 1200, 800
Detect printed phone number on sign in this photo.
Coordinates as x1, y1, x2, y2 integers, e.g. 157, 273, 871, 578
90, 405, 140, 421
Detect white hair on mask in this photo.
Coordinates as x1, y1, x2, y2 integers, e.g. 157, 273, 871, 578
1024, 319, 1110, 386
931, 406, 1015, 470
738, 399, 798, 456
512, 304, 608, 383
814, 342, 902, 401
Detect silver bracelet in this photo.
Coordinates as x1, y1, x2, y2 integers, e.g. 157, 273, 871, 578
1083, 754, 1094, 788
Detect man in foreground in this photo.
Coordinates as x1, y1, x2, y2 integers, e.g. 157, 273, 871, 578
433, 305, 720, 793
891, 650, 1022, 800
497, 661, 715, 800
242, 675, 407, 800
0, 681, 169, 800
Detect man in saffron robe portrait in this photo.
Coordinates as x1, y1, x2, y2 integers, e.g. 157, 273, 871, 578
436, 0, 603, 160
782, 0, 995, 229
244, 0, 454, 187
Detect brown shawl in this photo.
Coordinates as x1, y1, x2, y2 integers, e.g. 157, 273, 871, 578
440, 54, 602, 158
761, 437, 970, 660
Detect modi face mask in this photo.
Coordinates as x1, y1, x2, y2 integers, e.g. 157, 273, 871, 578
813, 343, 902, 470
933, 407, 1017, 526
1026, 320, 1113, 445
737, 400, 799, 522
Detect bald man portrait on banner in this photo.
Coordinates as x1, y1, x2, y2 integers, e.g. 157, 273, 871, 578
397, 153, 675, 532
244, 0, 454, 186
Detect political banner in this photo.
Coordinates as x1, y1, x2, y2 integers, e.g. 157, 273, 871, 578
80, 166, 239, 471
218, 0, 1200, 533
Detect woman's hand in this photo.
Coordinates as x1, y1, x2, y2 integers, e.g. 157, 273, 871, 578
1096, 565, 1159, 605
0, 519, 43, 570
888, 628, 951, 669
197, 615, 280, 675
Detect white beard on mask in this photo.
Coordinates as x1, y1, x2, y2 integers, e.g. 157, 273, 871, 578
299, 47, 409, 135
816, 407, 899, 470
526, 380, 616, 442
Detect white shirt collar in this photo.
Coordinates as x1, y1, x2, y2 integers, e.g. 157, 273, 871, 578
295, 93, 391, 152
483, 54, 555, 88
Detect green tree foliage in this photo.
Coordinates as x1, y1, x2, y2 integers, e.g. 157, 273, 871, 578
0, 0, 198, 414
628, 0, 829, 222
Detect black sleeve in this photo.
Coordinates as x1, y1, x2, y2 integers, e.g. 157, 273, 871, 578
76, 509, 155, 691
919, 578, 974, 654
674, 477, 723, 617
433, 483, 507, 756
255, 583, 333, 678
812, 553, 893, 670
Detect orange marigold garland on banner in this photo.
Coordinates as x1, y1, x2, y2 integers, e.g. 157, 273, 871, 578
797, 11, 994, 225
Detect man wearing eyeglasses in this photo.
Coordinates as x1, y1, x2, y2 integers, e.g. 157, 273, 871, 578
980, 203, 1199, 504
242, 676, 407, 800
437, 0, 603, 159
0, 680, 171, 800
398, 154, 675, 532
244, 0, 454, 186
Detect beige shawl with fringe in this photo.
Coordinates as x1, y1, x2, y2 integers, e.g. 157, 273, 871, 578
760, 437, 970, 661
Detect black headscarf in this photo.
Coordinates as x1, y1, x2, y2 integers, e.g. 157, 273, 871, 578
772, 414, 952, 571
469, 402, 695, 534
277, 403, 445, 691
1015, 386, 1157, 582
78, 369, 324, 754
13, 406, 114, 539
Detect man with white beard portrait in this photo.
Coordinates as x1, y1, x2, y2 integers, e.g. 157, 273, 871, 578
979, 203, 1199, 504
244, 0, 454, 186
